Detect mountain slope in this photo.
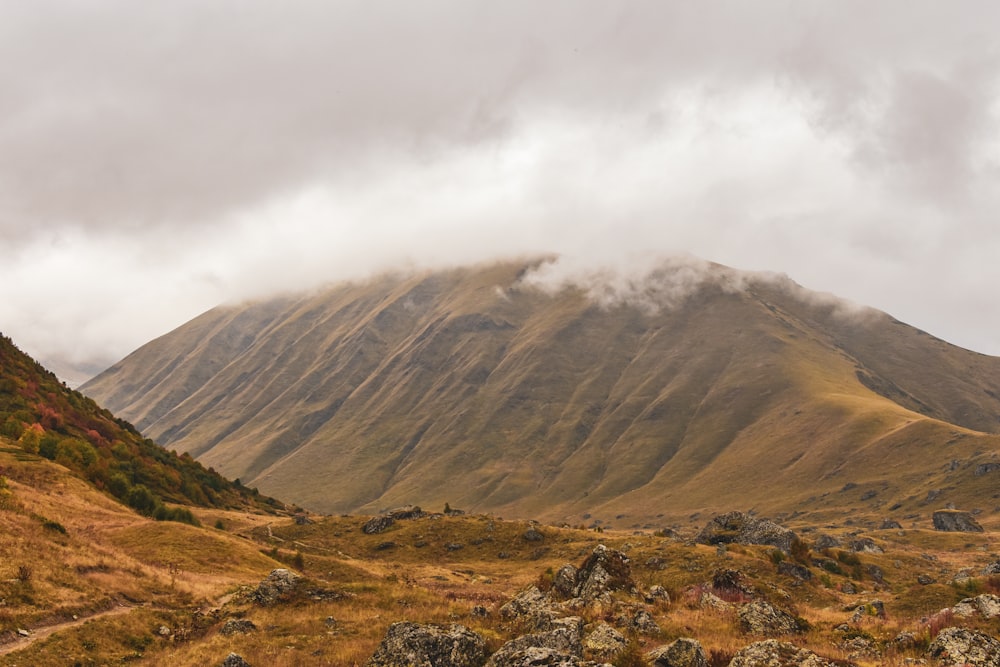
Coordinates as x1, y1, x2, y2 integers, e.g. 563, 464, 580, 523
81, 258, 1000, 525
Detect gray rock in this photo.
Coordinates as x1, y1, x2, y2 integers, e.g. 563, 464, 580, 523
523, 527, 545, 542
729, 639, 848, 667
850, 599, 886, 622
365, 622, 487, 667
499, 586, 556, 629
629, 609, 661, 635
486, 621, 582, 667
879, 519, 902, 530
737, 600, 806, 636
647, 637, 708, 667
645, 585, 671, 604
982, 561, 1000, 575
933, 510, 984, 532
696, 511, 797, 554
387, 505, 426, 520
776, 561, 812, 581
952, 594, 1000, 619
812, 534, 841, 550
486, 646, 608, 667
251, 568, 302, 605
582, 623, 625, 661
848, 537, 883, 554
552, 564, 579, 599
220, 619, 257, 635
222, 654, 252, 667
574, 545, 633, 600
927, 626, 1000, 666
362, 516, 395, 535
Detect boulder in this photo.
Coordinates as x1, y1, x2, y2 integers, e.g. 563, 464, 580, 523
952, 594, 1000, 620
776, 561, 812, 581
848, 537, 883, 554
647, 637, 708, 667
499, 586, 555, 628
574, 545, 633, 600
387, 505, 426, 520
486, 620, 583, 667
486, 646, 608, 667
696, 511, 797, 554
629, 609, 661, 635
552, 564, 579, 599
582, 623, 625, 661
251, 568, 302, 605
729, 639, 848, 667
927, 626, 1000, 666
219, 619, 257, 635
982, 561, 1000, 575
812, 534, 841, 550
362, 516, 395, 535
879, 519, 902, 530
933, 510, 984, 532
222, 654, 251, 667
366, 622, 487, 667
737, 600, 806, 636
523, 527, 545, 542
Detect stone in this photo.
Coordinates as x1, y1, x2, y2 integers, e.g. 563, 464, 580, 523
850, 600, 886, 622
777, 561, 812, 581
365, 622, 487, 667
293, 513, 313, 525
222, 654, 252, 667
917, 574, 935, 585
16, 628, 29, 637
499, 586, 556, 629
879, 519, 902, 530
849, 537, 883, 554
486, 620, 583, 667
574, 545, 633, 600
387, 505, 425, 520
220, 619, 257, 635
737, 600, 806, 636
629, 609, 661, 635
647, 637, 708, 667
486, 646, 608, 667
696, 511, 797, 554
251, 569, 302, 605
362, 516, 395, 535
729, 639, 847, 667
157, 625, 171, 636
645, 585, 670, 604
523, 527, 545, 542
813, 534, 841, 550
982, 561, 1000, 575
552, 564, 579, 599
952, 594, 1000, 619
927, 626, 1000, 666
932, 510, 984, 533
581, 623, 626, 661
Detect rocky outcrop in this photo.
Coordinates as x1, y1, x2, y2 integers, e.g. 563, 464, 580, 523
737, 600, 806, 636
486, 619, 583, 667
365, 622, 487, 667
932, 510, 984, 532
573, 545, 633, 600
848, 537, 883, 554
581, 623, 625, 661
952, 594, 1000, 619
927, 626, 1000, 666
647, 638, 708, 667
222, 654, 251, 667
486, 647, 609, 667
729, 640, 849, 667
696, 512, 797, 554
499, 586, 556, 629
219, 619, 257, 635
363, 516, 395, 534
251, 569, 302, 605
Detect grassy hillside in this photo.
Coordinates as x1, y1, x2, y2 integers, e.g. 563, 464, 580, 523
80, 259, 1000, 526
0, 334, 284, 522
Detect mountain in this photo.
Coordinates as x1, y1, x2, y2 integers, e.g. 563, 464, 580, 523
80, 257, 1000, 527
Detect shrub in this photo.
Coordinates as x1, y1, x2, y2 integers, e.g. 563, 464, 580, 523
16, 564, 32, 582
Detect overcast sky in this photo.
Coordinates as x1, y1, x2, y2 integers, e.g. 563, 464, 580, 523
2, 1, 999, 382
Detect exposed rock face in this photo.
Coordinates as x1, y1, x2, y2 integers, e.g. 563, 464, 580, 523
983, 561, 1000, 575
552, 565, 579, 598
486, 647, 608, 667
932, 509, 984, 532
737, 600, 805, 636
927, 626, 1000, 666
387, 505, 426, 520
219, 619, 257, 635
574, 545, 633, 600
952, 594, 1000, 619
647, 637, 708, 667
629, 609, 661, 635
499, 586, 555, 629
251, 568, 302, 605
486, 620, 583, 667
365, 622, 487, 667
776, 561, 812, 581
729, 640, 848, 667
848, 537, 883, 554
696, 512, 797, 554
582, 623, 626, 661
813, 534, 841, 550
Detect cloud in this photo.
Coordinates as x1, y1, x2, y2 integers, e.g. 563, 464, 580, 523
1, 1, 999, 372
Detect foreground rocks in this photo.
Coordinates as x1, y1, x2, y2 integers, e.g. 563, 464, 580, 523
647, 637, 708, 667
251, 568, 302, 605
729, 639, 849, 666
365, 622, 488, 667
927, 626, 1000, 666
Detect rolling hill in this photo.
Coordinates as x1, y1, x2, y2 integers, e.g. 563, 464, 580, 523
80, 257, 1000, 527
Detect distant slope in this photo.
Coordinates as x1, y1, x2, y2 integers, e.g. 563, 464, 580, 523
81, 258, 1000, 525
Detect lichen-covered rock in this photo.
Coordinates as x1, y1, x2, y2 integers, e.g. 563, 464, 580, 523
362, 516, 395, 534
523, 527, 545, 542
645, 585, 670, 604
932, 510, 984, 532
729, 639, 849, 667
848, 537, 883, 554
983, 561, 1000, 575
927, 626, 1000, 666
776, 561, 812, 581
737, 600, 806, 636
365, 622, 487, 667
879, 518, 902, 529
486, 646, 609, 667
575, 545, 633, 600
952, 594, 1000, 619
552, 564, 579, 599
629, 609, 661, 635
219, 619, 257, 635
581, 623, 625, 661
850, 599, 886, 622
499, 586, 556, 628
222, 654, 251, 667
251, 568, 302, 605
696, 511, 797, 554
812, 534, 841, 550
647, 637, 708, 667
387, 505, 426, 520
486, 620, 583, 667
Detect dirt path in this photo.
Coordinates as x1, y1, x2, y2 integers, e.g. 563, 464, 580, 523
0, 604, 139, 657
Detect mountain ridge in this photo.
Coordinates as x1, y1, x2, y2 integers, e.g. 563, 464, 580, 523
81, 257, 1000, 526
